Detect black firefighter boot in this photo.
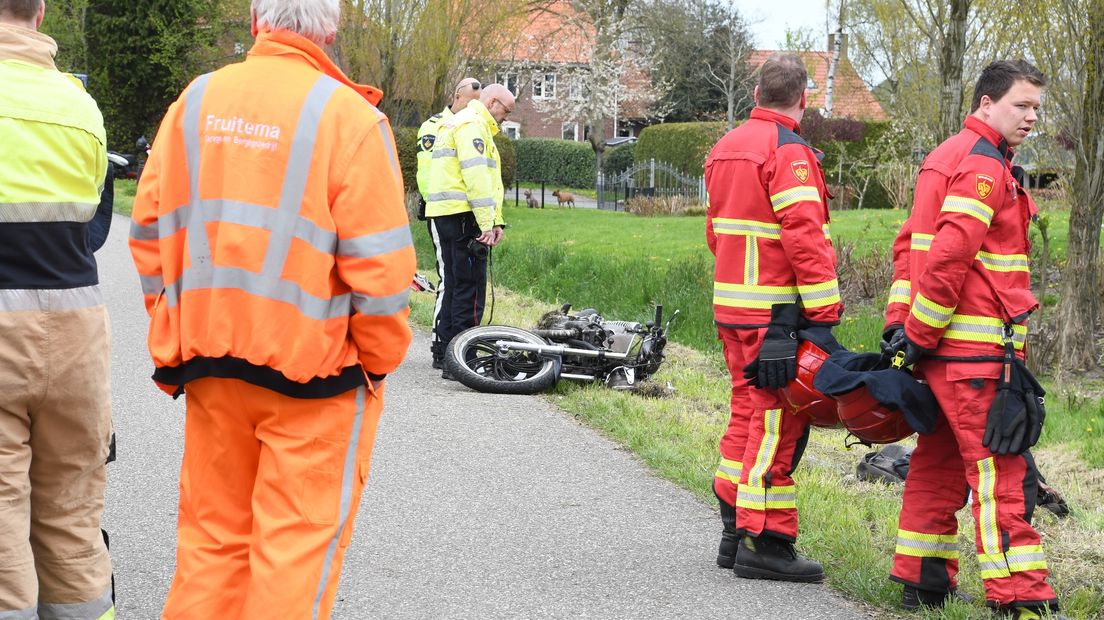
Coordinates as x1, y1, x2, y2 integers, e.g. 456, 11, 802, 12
716, 500, 740, 569
902, 585, 973, 610
733, 534, 825, 583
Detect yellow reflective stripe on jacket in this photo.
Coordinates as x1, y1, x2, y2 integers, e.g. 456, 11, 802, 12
895, 529, 959, 559
424, 99, 503, 230
944, 315, 1026, 350
823, 223, 831, 240
713, 282, 798, 309
976, 250, 1029, 273
770, 185, 821, 212
942, 195, 994, 226
911, 293, 955, 329
745, 239, 759, 284
710, 218, 782, 239
910, 233, 933, 251
887, 279, 911, 306
714, 458, 743, 484
797, 278, 840, 308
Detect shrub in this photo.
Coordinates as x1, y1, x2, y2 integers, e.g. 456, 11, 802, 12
394, 126, 516, 194
635, 122, 728, 177
604, 142, 636, 175
623, 195, 697, 216
515, 138, 596, 188
834, 241, 893, 307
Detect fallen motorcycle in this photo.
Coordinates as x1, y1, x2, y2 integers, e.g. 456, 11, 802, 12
445, 304, 676, 395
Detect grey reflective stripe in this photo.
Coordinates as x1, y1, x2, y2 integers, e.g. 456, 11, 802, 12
432, 148, 458, 158
183, 74, 213, 272
713, 289, 799, 303
943, 197, 993, 224
426, 191, 468, 202
0, 286, 103, 312
745, 240, 758, 284
459, 157, 497, 170
39, 587, 114, 620
0, 201, 98, 223
896, 537, 958, 553
799, 284, 841, 302
914, 301, 953, 324
1006, 550, 1046, 564
337, 225, 413, 259
979, 559, 1009, 572
378, 120, 400, 177
139, 274, 164, 296
352, 290, 410, 316
129, 219, 158, 241
977, 254, 1029, 269
736, 489, 761, 502
313, 386, 366, 620
140, 200, 338, 255
167, 267, 352, 321
469, 197, 497, 208
262, 76, 341, 282
0, 605, 36, 619
712, 221, 780, 237
766, 490, 796, 501
717, 462, 741, 478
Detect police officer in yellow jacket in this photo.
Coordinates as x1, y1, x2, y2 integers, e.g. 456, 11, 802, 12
425, 83, 514, 379
417, 77, 483, 368
0, 1, 114, 618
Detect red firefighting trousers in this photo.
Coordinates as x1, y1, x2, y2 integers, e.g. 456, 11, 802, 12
891, 360, 1057, 610
161, 377, 382, 620
714, 327, 809, 541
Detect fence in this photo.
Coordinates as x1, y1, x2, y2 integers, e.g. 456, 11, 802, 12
596, 159, 706, 211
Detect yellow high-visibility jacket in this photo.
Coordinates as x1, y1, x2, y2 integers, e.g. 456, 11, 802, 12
416, 106, 452, 201
424, 100, 504, 231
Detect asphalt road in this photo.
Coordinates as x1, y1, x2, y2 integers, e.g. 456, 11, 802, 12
99, 213, 869, 619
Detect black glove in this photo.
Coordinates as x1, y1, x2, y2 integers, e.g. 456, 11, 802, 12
880, 325, 905, 359
983, 376, 1028, 455
744, 303, 800, 390
883, 328, 926, 368
1015, 360, 1046, 450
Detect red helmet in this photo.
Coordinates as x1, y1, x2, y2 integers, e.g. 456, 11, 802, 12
781, 340, 840, 428
836, 386, 914, 444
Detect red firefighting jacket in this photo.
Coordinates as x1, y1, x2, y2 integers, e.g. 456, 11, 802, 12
884, 116, 1037, 358
705, 107, 842, 328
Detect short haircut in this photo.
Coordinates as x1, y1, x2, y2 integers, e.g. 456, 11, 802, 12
970, 59, 1047, 112
758, 53, 808, 108
251, 0, 339, 46
0, 0, 42, 20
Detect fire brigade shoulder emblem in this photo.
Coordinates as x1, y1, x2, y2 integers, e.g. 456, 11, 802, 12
976, 174, 995, 199
791, 160, 810, 183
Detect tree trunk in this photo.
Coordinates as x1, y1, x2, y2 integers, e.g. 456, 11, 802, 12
937, 0, 969, 140
1056, 0, 1104, 371
824, 2, 846, 118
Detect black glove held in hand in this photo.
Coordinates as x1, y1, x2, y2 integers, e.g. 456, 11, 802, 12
747, 303, 800, 390
1015, 360, 1046, 450
880, 326, 905, 359
983, 380, 1028, 455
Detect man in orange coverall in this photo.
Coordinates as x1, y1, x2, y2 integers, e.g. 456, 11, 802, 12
704, 52, 842, 583
128, 1, 416, 617
882, 60, 1066, 619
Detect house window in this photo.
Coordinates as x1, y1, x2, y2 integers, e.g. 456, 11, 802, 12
806, 78, 817, 90
561, 122, 578, 141
533, 72, 557, 99
502, 121, 520, 139
496, 72, 519, 97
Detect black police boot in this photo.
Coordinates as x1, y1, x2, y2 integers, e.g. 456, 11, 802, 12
733, 534, 825, 583
432, 356, 443, 370
431, 341, 444, 370
716, 500, 740, 569
902, 585, 972, 610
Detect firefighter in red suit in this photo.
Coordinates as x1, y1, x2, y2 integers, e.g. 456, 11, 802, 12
882, 60, 1064, 619
704, 53, 842, 583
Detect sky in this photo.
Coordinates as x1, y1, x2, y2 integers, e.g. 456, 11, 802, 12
730, 0, 832, 51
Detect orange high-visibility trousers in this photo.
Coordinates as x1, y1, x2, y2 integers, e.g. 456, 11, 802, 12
161, 377, 382, 620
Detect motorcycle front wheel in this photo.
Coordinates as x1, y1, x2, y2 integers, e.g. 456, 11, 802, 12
445, 326, 559, 395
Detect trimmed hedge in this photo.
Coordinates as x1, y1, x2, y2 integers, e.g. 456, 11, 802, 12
603, 142, 636, 175
515, 138, 596, 189
635, 122, 728, 177
393, 126, 516, 194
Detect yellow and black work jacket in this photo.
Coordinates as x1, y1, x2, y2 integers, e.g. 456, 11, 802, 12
704, 107, 842, 328
0, 23, 107, 304
416, 106, 452, 201
424, 100, 505, 231
884, 116, 1036, 359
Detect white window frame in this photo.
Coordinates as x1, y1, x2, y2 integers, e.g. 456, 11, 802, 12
561, 122, 579, 141
502, 121, 521, 139
532, 72, 557, 100
806, 77, 818, 90
496, 72, 519, 97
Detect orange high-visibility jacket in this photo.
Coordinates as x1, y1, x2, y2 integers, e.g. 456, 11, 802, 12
884, 116, 1037, 358
705, 107, 842, 328
129, 29, 416, 398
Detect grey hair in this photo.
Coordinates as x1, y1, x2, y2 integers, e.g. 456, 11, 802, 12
251, 0, 340, 46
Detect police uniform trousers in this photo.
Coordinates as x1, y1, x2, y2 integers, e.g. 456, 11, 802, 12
428, 211, 487, 357
715, 326, 810, 541
161, 377, 382, 620
891, 359, 1057, 610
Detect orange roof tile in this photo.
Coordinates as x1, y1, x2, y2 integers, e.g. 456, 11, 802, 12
749, 50, 888, 121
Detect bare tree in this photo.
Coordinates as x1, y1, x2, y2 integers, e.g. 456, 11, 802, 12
701, 4, 754, 129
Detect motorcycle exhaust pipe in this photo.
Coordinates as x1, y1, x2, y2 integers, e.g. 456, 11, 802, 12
495, 341, 631, 360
